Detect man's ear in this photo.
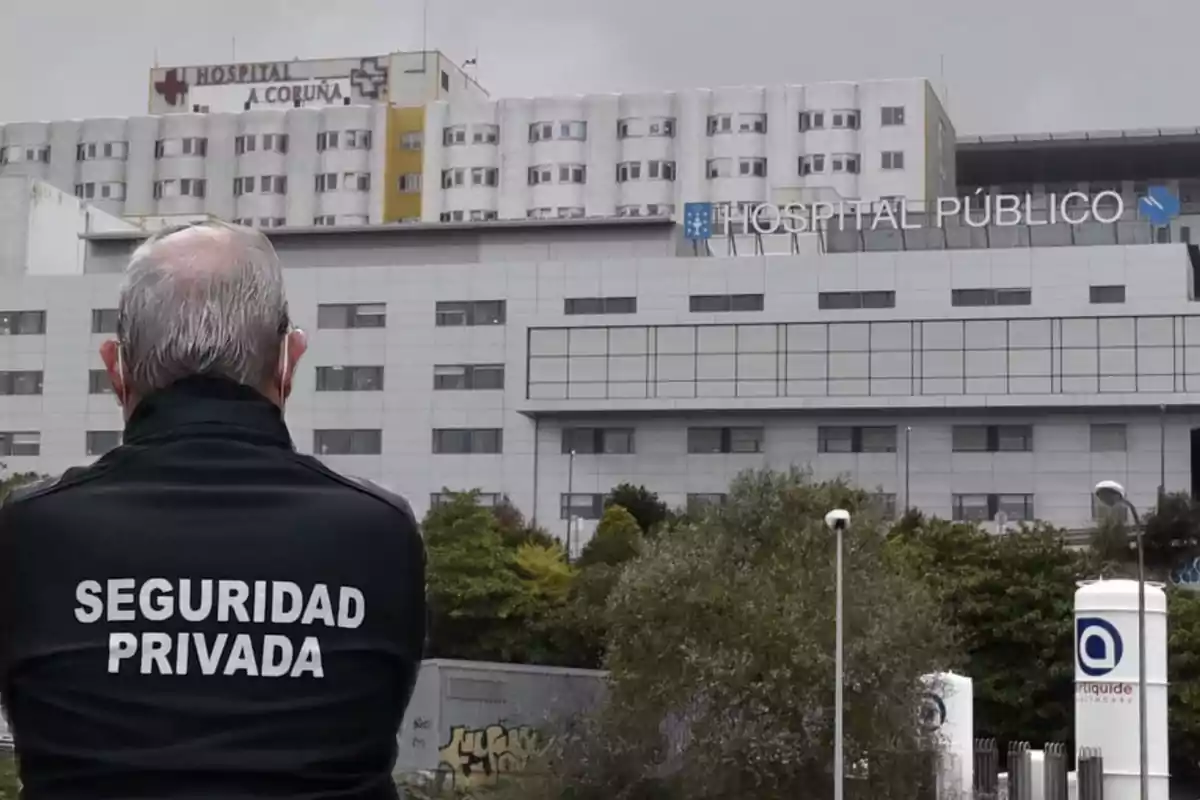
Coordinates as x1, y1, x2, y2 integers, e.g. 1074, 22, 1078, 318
98, 339, 127, 407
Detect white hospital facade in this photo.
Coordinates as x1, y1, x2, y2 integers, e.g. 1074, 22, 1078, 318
1, 210, 1197, 539
3, 52, 1200, 539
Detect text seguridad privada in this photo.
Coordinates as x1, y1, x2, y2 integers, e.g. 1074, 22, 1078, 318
75, 578, 366, 678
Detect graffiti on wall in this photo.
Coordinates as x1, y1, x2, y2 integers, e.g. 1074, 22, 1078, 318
437, 724, 540, 788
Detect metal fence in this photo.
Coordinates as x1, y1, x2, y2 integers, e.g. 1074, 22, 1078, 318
974, 738, 1104, 800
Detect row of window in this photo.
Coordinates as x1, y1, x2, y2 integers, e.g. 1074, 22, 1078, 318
0, 283, 1134, 343
0, 107, 906, 169
429, 153, 904, 189
441, 206, 676, 223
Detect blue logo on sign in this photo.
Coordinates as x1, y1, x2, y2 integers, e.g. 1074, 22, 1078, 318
1138, 186, 1180, 227
1077, 617, 1124, 677
683, 202, 713, 240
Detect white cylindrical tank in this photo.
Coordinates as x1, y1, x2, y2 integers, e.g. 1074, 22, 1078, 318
921, 671, 973, 798
1075, 579, 1169, 800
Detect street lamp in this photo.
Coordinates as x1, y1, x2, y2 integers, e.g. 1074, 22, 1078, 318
825, 508, 851, 800
1093, 479, 1148, 800
566, 449, 577, 561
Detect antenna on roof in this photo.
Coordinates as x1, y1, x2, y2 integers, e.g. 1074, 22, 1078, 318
939, 53, 950, 114
421, 0, 429, 74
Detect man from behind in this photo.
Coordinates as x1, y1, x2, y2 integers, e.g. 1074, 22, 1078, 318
0, 221, 426, 799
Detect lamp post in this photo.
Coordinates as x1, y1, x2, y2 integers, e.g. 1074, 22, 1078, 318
1159, 404, 1167, 509
566, 449, 576, 561
904, 426, 912, 513
1093, 479, 1148, 800
825, 508, 851, 800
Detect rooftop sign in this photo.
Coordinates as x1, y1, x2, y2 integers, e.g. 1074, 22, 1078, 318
683, 188, 1181, 240
149, 56, 389, 114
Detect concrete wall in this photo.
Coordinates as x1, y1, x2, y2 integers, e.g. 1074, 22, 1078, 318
395, 659, 606, 779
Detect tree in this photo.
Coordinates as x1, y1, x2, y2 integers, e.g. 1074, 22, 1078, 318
423, 491, 576, 664
492, 497, 558, 550
1168, 588, 1200, 783
890, 518, 1090, 753
1142, 492, 1200, 574
605, 483, 670, 537
535, 469, 954, 800
577, 505, 642, 568
0, 465, 44, 503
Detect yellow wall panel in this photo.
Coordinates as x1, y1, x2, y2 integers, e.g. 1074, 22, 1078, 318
384, 105, 425, 222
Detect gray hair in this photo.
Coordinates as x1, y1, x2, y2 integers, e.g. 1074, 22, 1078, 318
117, 220, 290, 397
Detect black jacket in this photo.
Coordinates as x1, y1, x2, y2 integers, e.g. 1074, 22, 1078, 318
0, 376, 426, 800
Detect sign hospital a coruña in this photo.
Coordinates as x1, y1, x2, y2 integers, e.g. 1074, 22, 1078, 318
193, 63, 347, 107
151, 56, 389, 111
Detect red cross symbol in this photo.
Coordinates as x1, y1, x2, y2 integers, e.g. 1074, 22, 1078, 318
154, 69, 189, 107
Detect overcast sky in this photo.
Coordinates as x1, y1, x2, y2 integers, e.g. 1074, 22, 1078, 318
0, 0, 1192, 136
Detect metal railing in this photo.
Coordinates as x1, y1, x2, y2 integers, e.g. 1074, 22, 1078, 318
974, 738, 1103, 800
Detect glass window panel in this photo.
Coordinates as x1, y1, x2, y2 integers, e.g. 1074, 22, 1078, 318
870, 322, 911, 352
657, 327, 696, 354
608, 327, 648, 356
952, 426, 989, 452
737, 324, 777, 353
1137, 317, 1173, 346
860, 426, 897, 452
697, 325, 737, 354
569, 328, 608, 356
828, 323, 869, 351
530, 329, 569, 356
921, 321, 964, 350
687, 428, 723, 453
1099, 318, 1135, 347
819, 426, 855, 453
1008, 319, 1051, 349
787, 324, 827, 352
828, 352, 868, 379
965, 320, 1006, 350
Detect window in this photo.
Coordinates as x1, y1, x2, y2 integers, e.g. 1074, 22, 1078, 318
638, 161, 680, 189
616, 117, 676, 138
564, 297, 637, 315
315, 366, 384, 392
818, 426, 897, 453
705, 158, 733, 179
440, 209, 499, 222
316, 303, 386, 329
74, 182, 126, 200
433, 364, 505, 391
529, 121, 587, 142
316, 130, 372, 151
706, 114, 733, 135
76, 141, 128, 161
818, 291, 896, 310
85, 430, 122, 456
153, 178, 206, 199
881, 151, 905, 170
738, 113, 768, 133
234, 175, 286, 195
881, 106, 906, 126
561, 493, 603, 520
432, 428, 503, 454
870, 493, 898, 520
831, 154, 861, 174
400, 131, 424, 150
561, 427, 635, 455
398, 173, 422, 193
1090, 424, 1127, 453
0, 145, 51, 164
262, 133, 288, 153
0, 371, 43, 396
315, 172, 370, 192
91, 308, 118, 334
528, 164, 586, 185
798, 111, 825, 131
0, 310, 45, 335
313, 429, 383, 455
799, 155, 826, 176
687, 493, 727, 512
687, 426, 765, 454
313, 215, 336, 226
739, 157, 767, 177
0, 432, 40, 457
952, 493, 1034, 523
434, 300, 506, 326
1090, 285, 1126, 304
155, 138, 207, 158
952, 425, 1034, 452
831, 110, 861, 130
444, 125, 498, 145
440, 70, 450, 91
689, 294, 765, 313
951, 288, 1032, 307
88, 369, 113, 395
431, 491, 503, 508
441, 167, 498, 188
